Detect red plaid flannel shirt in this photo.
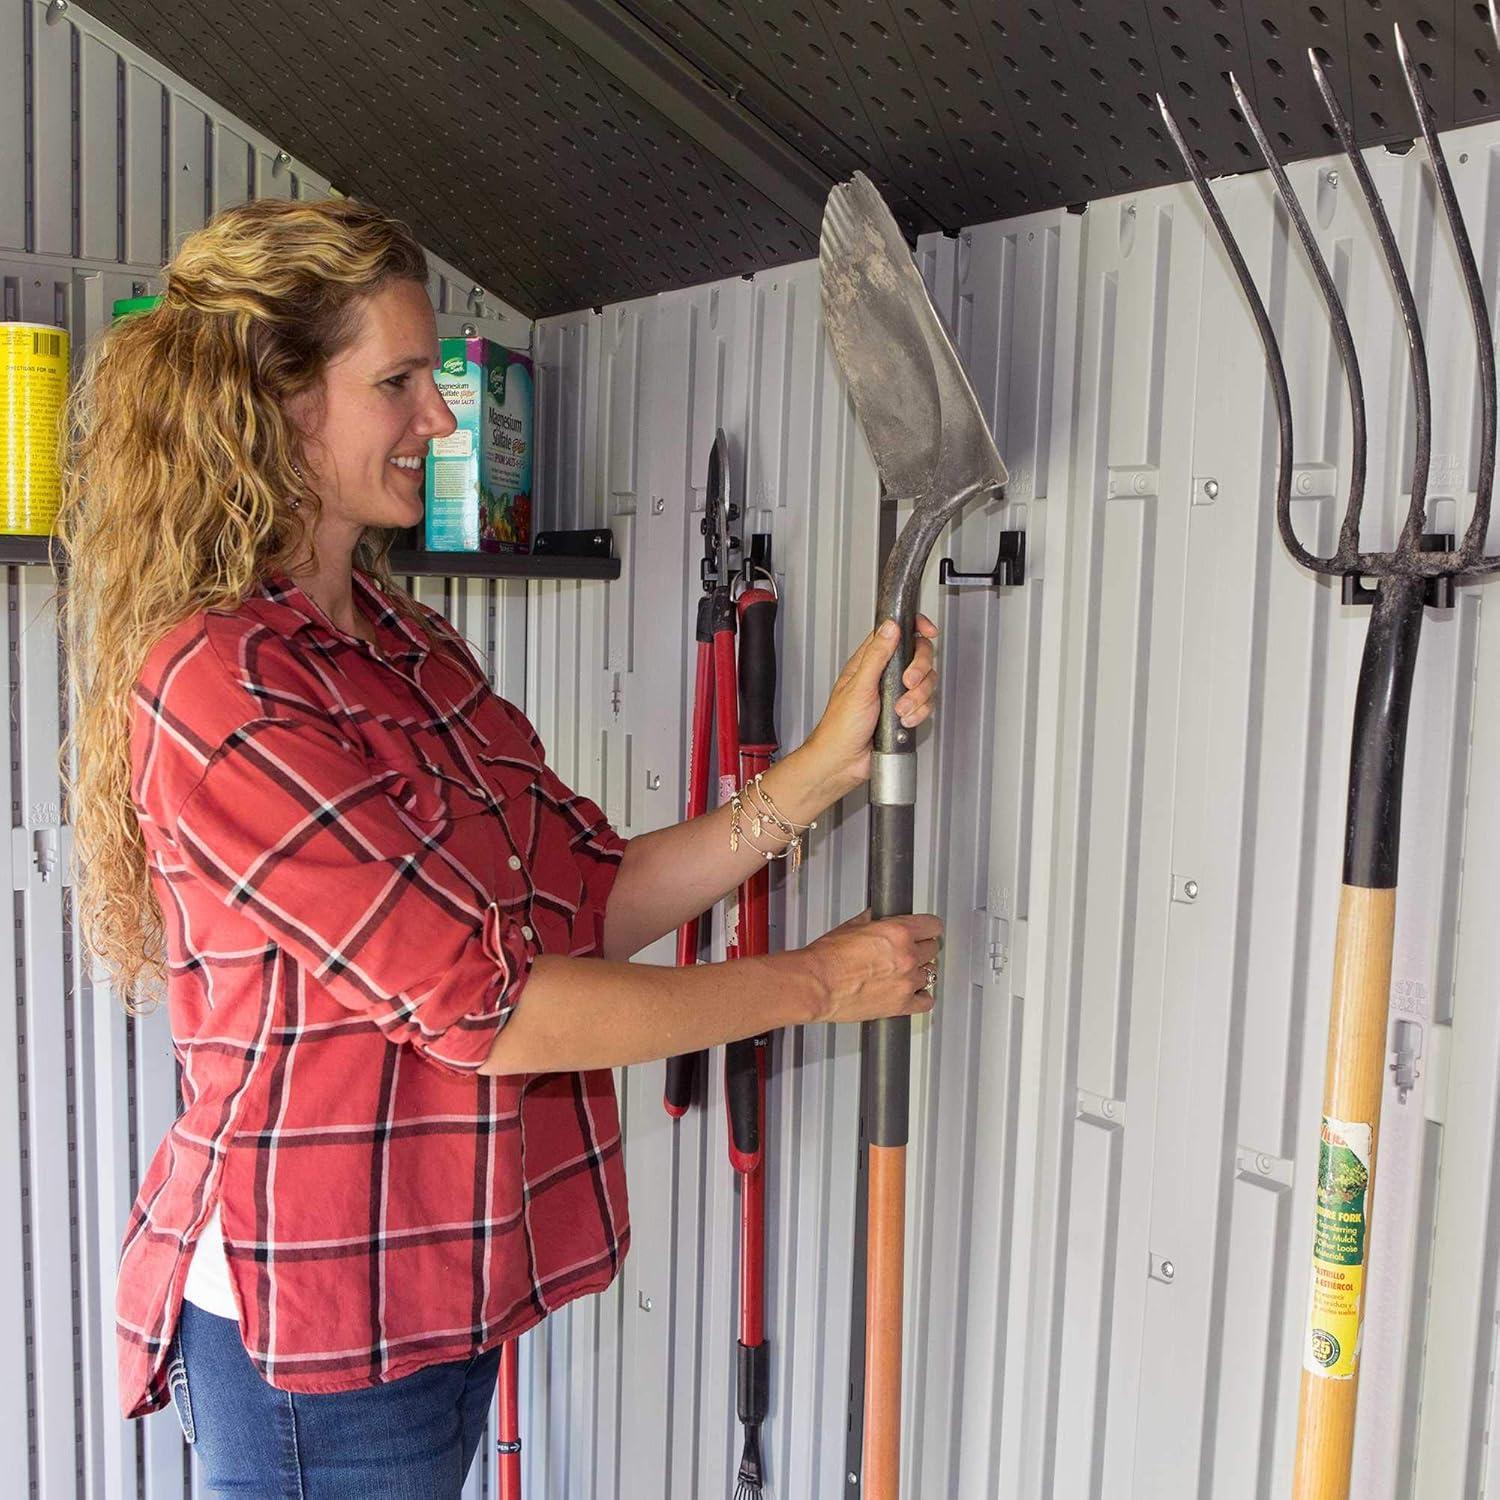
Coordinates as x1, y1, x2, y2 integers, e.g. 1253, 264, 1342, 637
116, 572, 630, 1418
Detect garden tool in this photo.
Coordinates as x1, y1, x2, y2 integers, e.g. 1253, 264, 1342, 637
497, 1336, 521, 1499
819, 171, 1008, 1499
729, 570, 778, 1498
1160, 25, 1500, 1499
664, 429, 742, 1115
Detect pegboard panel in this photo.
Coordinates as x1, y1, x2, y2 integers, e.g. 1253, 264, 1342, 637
77, 0, 1500, 316
621, 1, 1500, 226
83, 0, 823, 316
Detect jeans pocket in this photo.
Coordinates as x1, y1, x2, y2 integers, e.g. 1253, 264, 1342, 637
166, 1349, 196, 1446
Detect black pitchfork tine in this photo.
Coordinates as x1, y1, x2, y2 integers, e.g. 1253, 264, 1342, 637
1308, 44, 1434, 561
1393, 25, 1498, 566
1161, 25, 1500, 1500
1160, 37, 1500, 580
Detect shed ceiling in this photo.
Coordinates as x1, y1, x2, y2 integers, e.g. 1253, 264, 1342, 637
82, 0, 1500, 319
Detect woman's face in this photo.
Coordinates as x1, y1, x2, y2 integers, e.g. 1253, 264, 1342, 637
287, 278, 457, 539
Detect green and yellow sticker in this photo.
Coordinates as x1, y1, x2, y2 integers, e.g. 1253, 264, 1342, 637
1304, 1117, 1372, 1380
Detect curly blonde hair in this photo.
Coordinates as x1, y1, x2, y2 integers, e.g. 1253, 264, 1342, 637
57, 196, 440, 1006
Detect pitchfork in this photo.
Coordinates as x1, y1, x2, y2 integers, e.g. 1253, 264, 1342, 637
1160, 20, 1499, 1500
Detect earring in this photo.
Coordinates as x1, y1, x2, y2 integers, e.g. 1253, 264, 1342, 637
290, 461, 304, 510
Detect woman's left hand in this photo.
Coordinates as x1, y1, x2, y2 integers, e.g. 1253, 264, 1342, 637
800, 614, 939, 798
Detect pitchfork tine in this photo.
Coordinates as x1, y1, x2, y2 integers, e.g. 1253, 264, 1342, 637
1155, 94, 1324, 574
1393, 24, 1498, 566
1226, 72, 1368, 564
1309, 49, 1433, 554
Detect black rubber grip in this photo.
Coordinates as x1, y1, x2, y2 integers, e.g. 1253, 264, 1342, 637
737, 591, 778, 748
725, 1038, 761, 1159
664, 1052, 696, 1115
737, 1340, 770, 1425
694, 592, 714, 646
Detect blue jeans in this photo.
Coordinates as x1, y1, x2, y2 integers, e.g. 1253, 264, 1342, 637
169, 1300, 503, 1498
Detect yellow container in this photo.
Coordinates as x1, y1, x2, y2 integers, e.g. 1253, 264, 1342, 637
1, 322, 70, 536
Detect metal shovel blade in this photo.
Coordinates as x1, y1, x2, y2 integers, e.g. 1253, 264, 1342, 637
819, 172, 1007, 511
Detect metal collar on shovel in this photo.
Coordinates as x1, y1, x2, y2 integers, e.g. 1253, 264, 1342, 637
819, 171, 1007, 1499
1161, 16, 1500, 1500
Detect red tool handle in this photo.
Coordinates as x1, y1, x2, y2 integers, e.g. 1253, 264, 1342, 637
497, 1337, 522, 1500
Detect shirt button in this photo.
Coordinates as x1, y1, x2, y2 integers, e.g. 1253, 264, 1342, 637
521, 925, 534, 941
507, 855, 522, 871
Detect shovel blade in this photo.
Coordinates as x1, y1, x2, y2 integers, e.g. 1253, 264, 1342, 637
819, 173, 1007, 510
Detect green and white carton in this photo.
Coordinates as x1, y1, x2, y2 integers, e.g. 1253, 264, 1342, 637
425, 338, 533, 552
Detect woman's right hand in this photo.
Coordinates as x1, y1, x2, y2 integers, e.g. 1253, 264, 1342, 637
796, 910, 944, 1024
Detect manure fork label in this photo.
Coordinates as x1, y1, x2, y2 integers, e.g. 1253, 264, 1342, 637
1303, 1117, 1371, 1379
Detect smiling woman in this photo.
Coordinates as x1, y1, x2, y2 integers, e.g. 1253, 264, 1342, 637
52, 195, 943, 1499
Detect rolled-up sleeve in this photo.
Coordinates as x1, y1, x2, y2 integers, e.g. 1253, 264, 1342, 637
507, 705, 629, 956
172, 714, 530, 1072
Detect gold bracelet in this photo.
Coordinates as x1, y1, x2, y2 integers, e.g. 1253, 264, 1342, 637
747, 773, 816, 835
727, 776, 811, 879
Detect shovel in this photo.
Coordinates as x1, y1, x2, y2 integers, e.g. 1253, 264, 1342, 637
819, 172, 1008, 1499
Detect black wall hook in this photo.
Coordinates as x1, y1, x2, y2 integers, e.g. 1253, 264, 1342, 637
938, 530, 1026, 590
1341, 532, 1455, 609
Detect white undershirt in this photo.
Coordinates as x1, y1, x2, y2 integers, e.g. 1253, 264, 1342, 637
182, 1204, 239, 1319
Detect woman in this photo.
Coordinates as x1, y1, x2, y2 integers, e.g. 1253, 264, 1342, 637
58, 196, 942, 1497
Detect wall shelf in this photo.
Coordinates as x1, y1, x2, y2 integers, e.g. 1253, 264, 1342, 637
0, 537, 619, 582
0, 538, 54, 566
388, 549, 620, 581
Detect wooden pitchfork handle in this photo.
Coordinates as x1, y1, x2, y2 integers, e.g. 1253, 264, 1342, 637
1294, 580, 1422, 1498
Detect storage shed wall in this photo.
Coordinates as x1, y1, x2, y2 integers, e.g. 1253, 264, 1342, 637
5, 0, 1500, 1496
526, 126, 1500, 1500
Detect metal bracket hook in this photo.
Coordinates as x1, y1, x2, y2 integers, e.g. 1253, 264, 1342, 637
938, 530, 1026, 589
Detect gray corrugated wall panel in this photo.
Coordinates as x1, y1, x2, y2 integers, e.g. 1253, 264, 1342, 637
31, 0, 74, 258
0, 573, 29, 1494
0, 1, 24, 253
124, 65, 165, 269
18, 572, 81, 1495
529, 127, 1500, 1500
79, 35, 121, 263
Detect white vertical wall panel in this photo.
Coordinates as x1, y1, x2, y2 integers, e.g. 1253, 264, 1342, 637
530, 126, 1500, 1498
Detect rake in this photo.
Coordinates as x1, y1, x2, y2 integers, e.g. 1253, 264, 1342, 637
1160, 19, 1500, 1500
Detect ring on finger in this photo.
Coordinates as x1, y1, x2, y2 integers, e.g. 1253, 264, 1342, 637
921, 960, 938, 993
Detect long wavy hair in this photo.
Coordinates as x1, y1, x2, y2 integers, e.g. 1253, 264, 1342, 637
57, 196, 440, 1006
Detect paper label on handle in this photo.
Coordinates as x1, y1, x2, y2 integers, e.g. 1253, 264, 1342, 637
1303, 1117, 1372, 1380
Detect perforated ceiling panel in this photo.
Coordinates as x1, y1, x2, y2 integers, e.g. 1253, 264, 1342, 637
80, 0, 1500, 317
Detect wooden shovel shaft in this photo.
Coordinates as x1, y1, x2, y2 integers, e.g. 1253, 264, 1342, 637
1294, 577, 1424, 1498
864, 1143, 907, 1497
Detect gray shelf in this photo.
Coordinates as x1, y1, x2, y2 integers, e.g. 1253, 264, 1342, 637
0, 537, 618, 582
388, 548, 620, 581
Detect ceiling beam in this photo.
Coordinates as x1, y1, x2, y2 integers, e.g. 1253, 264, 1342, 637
517, 0, 833, 235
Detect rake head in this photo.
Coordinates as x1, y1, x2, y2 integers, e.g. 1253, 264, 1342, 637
1159, 10, 1500, 585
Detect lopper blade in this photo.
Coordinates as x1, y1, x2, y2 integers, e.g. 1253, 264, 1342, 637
819, 172, 1007, 511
